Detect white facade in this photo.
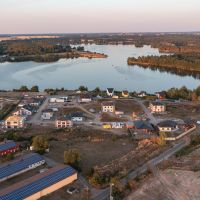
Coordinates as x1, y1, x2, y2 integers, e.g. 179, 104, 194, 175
150, 103, 166, 113
41, 112, 53, 120
102, 105, 115, 113
71, 117, 83, 122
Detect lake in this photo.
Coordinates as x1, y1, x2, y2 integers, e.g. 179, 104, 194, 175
0, 44, 200, 93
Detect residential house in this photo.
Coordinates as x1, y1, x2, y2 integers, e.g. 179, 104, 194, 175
5, 116, 25, 129
49, 97, 68, 103
106, 88, 114, 97
133, 120, 154, 133
155, 91, 167, 100
101, 101, 115, 113
138, 91, 147, 98
55, 118, 73, 128
111, 122, 125, 129
157, 120, 179, 132
122, 90, 129, 98
0, 140, 19, 156
78, 94, 92, 103
150, 102, 166, 113
66, 112, 84, 122
41, 109, 54, 120
14, 105, 35, 116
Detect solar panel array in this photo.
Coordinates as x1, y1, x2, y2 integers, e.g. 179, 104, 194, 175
0, 166, 76, 200
0, 154, 45, 180
0, 141, 17, 152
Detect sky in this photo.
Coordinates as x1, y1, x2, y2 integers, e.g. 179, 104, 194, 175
0, 0, 200, 34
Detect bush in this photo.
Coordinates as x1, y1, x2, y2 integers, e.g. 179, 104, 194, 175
64, 149, 81, 170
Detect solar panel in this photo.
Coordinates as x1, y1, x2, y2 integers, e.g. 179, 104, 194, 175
0, 166, 76, 200
0, 141, 17, 152
0, 154, 45, 180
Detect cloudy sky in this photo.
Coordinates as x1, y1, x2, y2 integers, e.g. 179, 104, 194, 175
0, 0, 200, 34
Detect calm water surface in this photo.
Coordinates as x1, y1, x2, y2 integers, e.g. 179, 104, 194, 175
0, 45, 200, 93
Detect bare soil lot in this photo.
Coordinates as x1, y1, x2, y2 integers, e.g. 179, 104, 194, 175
100, 112, 128, 122
46, 137, 135, 175
166, 103, 200, 120
126, 169, 200, 200
115, 99, 143, 115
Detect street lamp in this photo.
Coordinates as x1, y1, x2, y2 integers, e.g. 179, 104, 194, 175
110, 183, 114, 200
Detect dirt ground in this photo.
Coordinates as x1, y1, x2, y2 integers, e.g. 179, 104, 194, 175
126, 169, 200, 200
115, 99, 143, 115
166, 103, 200, 120
46, 137, 136, 175
100, 112, 128, 122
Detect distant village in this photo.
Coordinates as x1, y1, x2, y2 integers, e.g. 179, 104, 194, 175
0, 87, 199, 200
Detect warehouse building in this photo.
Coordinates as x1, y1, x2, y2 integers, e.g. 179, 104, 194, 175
0, 140, 19, 156
0, 165, 77, 200
0, 153, 45, 183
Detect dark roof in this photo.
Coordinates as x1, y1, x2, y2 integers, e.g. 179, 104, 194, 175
157, 120, 177, 128
134, 120, 154, 131
71, 112, 83, 118
42, 109, 53, 113
150, 101, 165, 106
65, 112, 84, 119
22, 105, 34, 112
0, 153, 45, 180
101, 101, 115, 106
80, 93, 92, 99
0, 165, 76, 200
0, 141, 17, 152
107, 88, 114, 93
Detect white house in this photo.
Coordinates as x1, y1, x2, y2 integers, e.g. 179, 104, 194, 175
150, 102, 166, 113
101, 101, 115, 113
106, 88, 114, 97
157, 120, 179, 132
49, 97, 68, 103
55, 119, 73, 128
5, 116, 25, 129
78, 94, 92, 103
41, 109, 54, 120
70, 112, 84, 122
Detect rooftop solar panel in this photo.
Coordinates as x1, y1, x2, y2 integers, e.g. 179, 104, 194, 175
0, 141, 17, 152
0, 166, 76, 200
0, 153, 45, 180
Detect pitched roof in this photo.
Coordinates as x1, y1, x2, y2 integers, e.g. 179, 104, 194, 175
157, 120, 177, 128
0, 153, 45, 180
0, 165, 76, 200
107, 88, 114, 93
150, 101, 165, 106
5, 116, 24, 122
101, 101, 115, 107
134, 120, 154, 131
0, 141, 17, 152
42, 109, 53, 113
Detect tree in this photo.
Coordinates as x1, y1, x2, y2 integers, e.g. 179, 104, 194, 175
79, 86, 88, 92
19, 85, 29, 92
157, 132, 166, 146
64, 149, 81, 170
32, 135, 49, 154
30, 85, 39, 92
93, 87, 101, 94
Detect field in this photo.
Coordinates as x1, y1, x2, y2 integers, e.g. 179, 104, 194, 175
126, 169, 200, 200
46, 134, 135, 175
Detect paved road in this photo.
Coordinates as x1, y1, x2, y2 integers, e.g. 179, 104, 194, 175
29, 96, 50, 124
93, 139, 188, 200
134, 98, 157, 125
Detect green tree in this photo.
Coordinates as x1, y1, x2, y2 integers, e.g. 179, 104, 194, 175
19, 85, 29, 92
64, 149, 81, 170
79, 86, 88, 92
30, 85, 39, 92
32, 135, 49, 154
93, 87, 101, 94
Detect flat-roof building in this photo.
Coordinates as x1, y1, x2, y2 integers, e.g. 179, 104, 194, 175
0, 153, 45, 183
0, 165, 77, 200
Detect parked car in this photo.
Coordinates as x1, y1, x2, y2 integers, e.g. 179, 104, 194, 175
67, 187, 78, 195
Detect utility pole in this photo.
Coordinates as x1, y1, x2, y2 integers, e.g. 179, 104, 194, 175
110, 183, 114, 200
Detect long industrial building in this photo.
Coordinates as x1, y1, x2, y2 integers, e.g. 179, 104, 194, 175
0, 153, 45, 183
0, 165, 77, 200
